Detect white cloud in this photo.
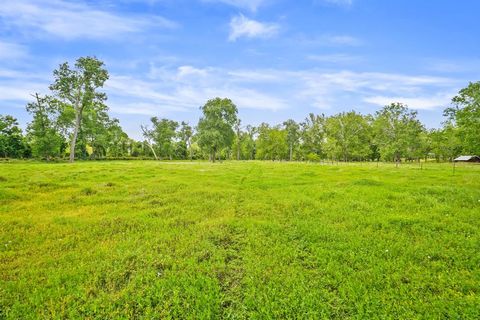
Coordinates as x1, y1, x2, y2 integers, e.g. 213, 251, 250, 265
0, 41, 29, 60
229, 14, 279, 41
308, 53, 361, 64
363, 94, 453, 111
296, 70, 458, 111
0, 0, 177, 40
104, 65, 290, 116
0, 60, 461, 126
0, 67, 50, 104
207, 88, 288, 110
101, 63, 459, 120
295, 34, 363, 47
202, 0, 268, 11
425, 58, 480, 74
177, 66, 210, 78
0, 82, 49, 102
227, 70, 285, 82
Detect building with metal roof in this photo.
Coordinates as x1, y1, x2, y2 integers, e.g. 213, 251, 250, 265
453, 155, 480, 162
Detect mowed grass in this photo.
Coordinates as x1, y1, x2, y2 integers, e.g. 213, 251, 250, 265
0, 161, 479, 319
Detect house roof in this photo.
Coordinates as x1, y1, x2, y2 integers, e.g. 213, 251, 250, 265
454, 155, 480, 161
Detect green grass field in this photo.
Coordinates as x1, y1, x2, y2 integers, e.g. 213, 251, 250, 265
1, 161, 479, 319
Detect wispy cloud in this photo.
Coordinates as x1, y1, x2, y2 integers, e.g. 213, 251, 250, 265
308, 53, 361, 64
105, 66, 289, 117
424, 58, 480, 74
297, 70, 457, 110
177, 66, 210, 79
100, 63, 460, 120
296, 34, 363, 47
364, 94, 454, 111
202, 0, 268, 11
315, 0, 353, 7
0, 0, 177, 40
0, 61, 461, 127
0, 68, 50, 104
229, 14, 279, 41
325, 35, 362, 46
0, 41, 29, 60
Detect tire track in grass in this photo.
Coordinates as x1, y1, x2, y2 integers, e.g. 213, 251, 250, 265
211, 223, 247, 318
208, 165, 258, 317
233, 164, 261, 218
211, 164, 261, 317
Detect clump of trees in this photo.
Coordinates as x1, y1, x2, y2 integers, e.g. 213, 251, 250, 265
2, 57, 140, 161
0, 115, 30, 158
1, 57, 479, 163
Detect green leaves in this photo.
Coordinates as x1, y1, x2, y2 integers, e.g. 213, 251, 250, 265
0, 115, 29, 158
150, 117, 179, 160
373, 103, 424, 161
324, 111, 372, 161
447, 81, 480, 155
48, 56, 110, 162
197, 98, 238, 161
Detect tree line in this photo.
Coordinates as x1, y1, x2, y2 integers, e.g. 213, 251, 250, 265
1, 57, 479, 162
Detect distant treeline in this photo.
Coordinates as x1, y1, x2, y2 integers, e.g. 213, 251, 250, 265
1, 57, 479, 162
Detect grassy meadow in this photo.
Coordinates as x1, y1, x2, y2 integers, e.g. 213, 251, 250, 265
0, 161, 479, 319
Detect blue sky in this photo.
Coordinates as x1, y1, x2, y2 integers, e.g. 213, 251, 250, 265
1, 0, 479, 139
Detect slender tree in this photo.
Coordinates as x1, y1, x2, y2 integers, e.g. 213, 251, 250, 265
283, 119, 300, 161
49, 56, 109, 162
235, 119, 242, 160
179, 121, 193, 160
141, 125, 158, 160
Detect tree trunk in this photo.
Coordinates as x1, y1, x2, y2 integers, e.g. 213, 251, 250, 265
188, 140, 192, 161
289, 145, 293, 161
69, 110, 82, 163
147, 143, 158, 160
212, 150, 216, 163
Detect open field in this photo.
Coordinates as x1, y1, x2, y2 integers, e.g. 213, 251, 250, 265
0, 161, 479, 318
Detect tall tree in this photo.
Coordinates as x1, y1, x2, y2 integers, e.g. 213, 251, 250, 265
235, 119, 242, 160
105, 120, 130, 158
80, 102, 112, 159
244, 125, 256, 160
26, 94, 65, 159
255, 123, 288, 161
197, 98, 238, 162
373, 103, 423, 164
233, 125, 256, 160
444, 81, 480, 155
49, 56, 109, 162
178, 121, 193, 160
324, 111, 371, 162
150, 117, 179, 160
141, 125, 158, 160
300, 113, 325, 161
429, 125, 462, 161
283, 119, 300, 161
